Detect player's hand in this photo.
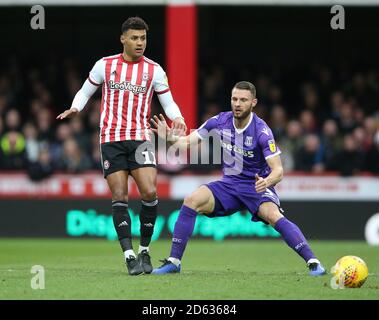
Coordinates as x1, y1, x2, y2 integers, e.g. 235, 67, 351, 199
150, 114, 170, 139
255, 174, 268, 193
56, 108, 79, 120
171, 117, 187, 137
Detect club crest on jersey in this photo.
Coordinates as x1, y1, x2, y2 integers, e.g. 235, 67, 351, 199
245, 136, 253, 146
103, 160, 110, 170
268, 140, 277, 153
142, 73, 150, 81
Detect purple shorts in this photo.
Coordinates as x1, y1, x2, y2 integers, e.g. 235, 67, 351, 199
205, 179, 281, 223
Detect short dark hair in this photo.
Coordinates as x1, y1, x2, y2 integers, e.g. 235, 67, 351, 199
121, 17, 149, 34
233, 81, 256, 98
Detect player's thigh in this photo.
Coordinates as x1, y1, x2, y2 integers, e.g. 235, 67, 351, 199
100, 142, 129, 177
130, 166, 157, 201
106, 170, 129, 202
183, 185, 215, 214
257, 201, 284, 226
129, 140, 156, 168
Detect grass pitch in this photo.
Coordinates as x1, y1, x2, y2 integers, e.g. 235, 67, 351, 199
1, 239, 378, 300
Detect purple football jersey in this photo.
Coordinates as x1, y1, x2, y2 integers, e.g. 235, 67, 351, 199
196, 112, 281, 182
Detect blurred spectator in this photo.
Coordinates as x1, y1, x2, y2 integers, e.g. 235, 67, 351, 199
302, 83, 319, 111
277, 142, 294, 172
270, 105, 287, 139
299, 110, 317, 134
50, 123, 73, 165
0, 117, 3, 137
30, 98, 46, 117
352, 126, 370, 153
57, 137, 92, 173
200, 103, 221, 125
354, 107, 366, 126
320, 119, 342, 164
27, 147, 54, 181
87, 100, 101, 132
363, 116, 378, 142
267, 85, 282, 106
0, 131, 26, 170
365, 131, 379, 173
329, 90, 345, 121
295, 134, 323, 172
202, 66, 225, 106
4, 109, 22, 132
327, 134, 365, 176
90, 131, 102, 170
338, 102, 357, 135
280, 120, 303, 156
23, 122, 40, 163
69, 116, 91, 152
36, 107, 54, 142
0, 95, 8, 116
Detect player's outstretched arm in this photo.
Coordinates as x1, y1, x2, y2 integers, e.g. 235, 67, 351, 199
150, 114, 200, 150
56, 79, 98, 120
157, 91, 187, 136
255, 155, 284, 193
56, 107, 79, 120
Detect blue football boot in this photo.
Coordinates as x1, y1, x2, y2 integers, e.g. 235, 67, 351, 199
152, 259, 181, 275
307, 259, 327, 276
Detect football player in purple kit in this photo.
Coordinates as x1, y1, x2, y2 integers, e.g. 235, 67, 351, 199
150, 81, 326, 276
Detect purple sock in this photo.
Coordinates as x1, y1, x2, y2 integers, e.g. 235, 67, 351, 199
169, 205, 197, 260
274, 217, 316, 263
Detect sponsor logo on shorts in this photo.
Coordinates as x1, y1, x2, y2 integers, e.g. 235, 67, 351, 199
172, 238, 182, 243
103, 160, 110, 170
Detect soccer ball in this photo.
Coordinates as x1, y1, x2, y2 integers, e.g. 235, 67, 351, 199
331, 256, 368, 288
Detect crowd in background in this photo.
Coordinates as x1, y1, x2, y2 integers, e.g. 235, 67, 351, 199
0, 58, 379, 180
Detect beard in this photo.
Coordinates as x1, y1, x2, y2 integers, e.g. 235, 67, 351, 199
233, 108, 252, 120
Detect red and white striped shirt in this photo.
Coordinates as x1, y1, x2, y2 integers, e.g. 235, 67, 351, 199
88, 53, 170, 144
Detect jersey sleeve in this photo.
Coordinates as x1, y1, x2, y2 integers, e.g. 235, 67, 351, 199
88, 59, 105, 86
196, 115, 219, 140
153, 65, 170, 95
258, 126, 282, 159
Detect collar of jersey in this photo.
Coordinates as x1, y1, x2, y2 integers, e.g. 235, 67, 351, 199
120, 54, 143, 64
233, 112, 253, 134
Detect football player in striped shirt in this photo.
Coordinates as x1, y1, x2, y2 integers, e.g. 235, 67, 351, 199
57, 17, 186, 275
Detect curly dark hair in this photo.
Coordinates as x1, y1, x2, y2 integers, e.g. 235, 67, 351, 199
121, 17, 149, 34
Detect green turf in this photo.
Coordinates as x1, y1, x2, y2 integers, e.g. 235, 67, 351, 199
0, 239, 378, 300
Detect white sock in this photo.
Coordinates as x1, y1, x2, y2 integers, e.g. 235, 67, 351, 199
168, 257, 181, 267
307, 258, 320, 265
138, 246, 149, 254
124, 250, 136, 259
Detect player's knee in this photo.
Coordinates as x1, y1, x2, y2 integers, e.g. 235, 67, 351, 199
112, 190, 128, 202
140, 187, 157, 201
259, 210, 283, 226
183, 194, 201, 211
